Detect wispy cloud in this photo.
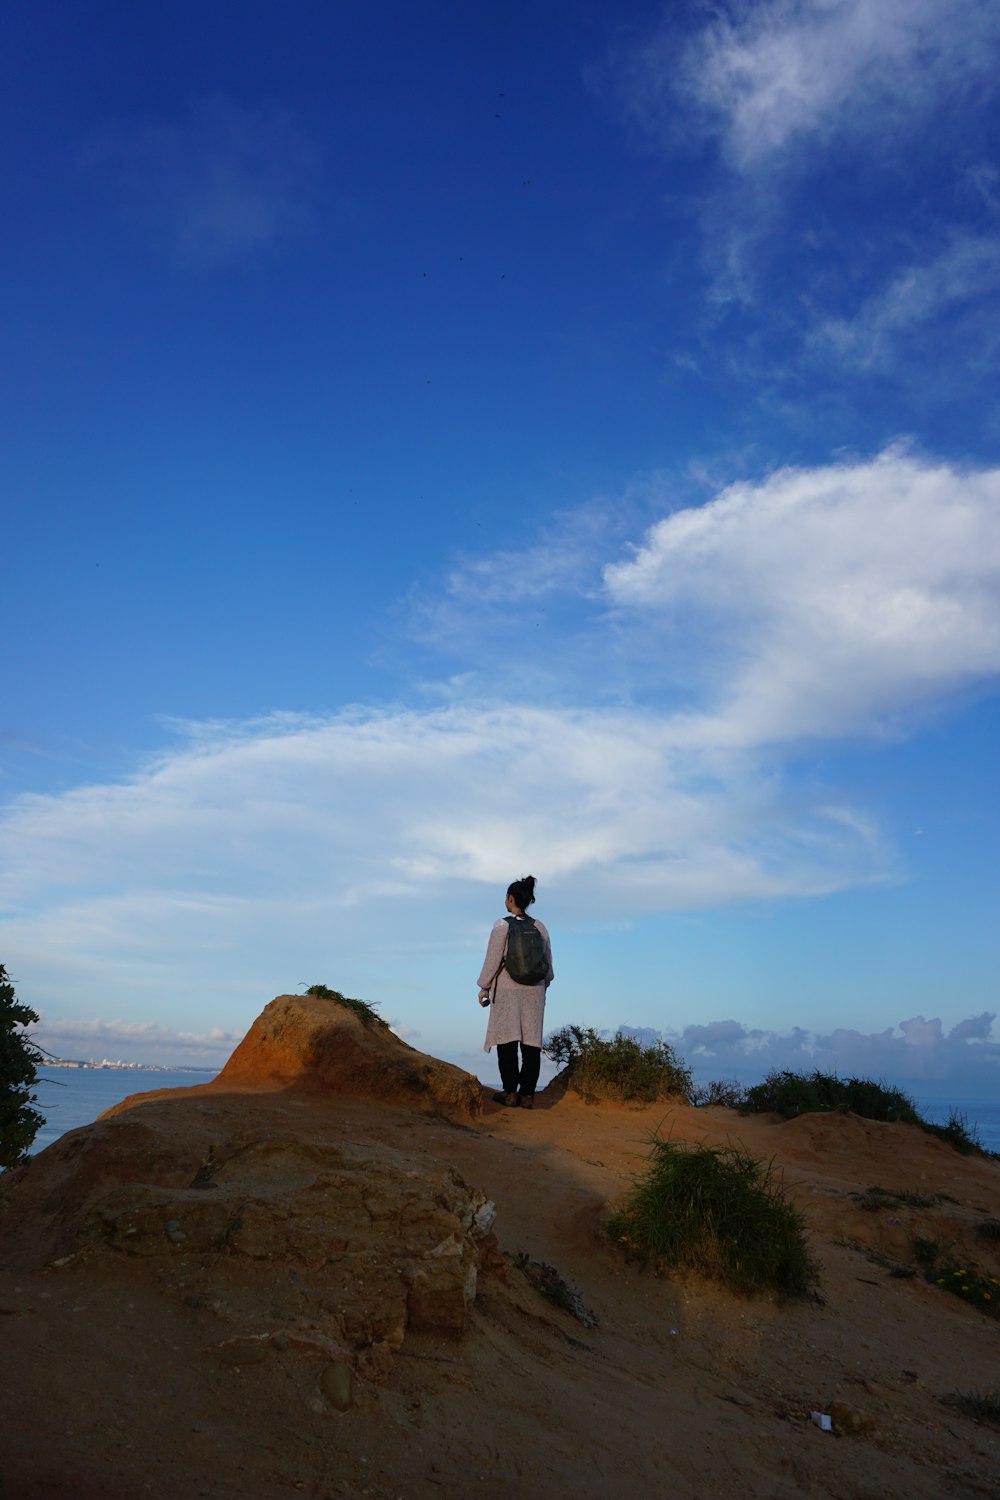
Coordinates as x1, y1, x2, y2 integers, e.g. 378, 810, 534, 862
622, 0, 1000, 170
605, 2, 1000, 391
817, 233, 1000, 369
405, 490, 652, 694
85, 95, 322, 268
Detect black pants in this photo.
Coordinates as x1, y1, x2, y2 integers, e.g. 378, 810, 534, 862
496, 1040, 541, 1097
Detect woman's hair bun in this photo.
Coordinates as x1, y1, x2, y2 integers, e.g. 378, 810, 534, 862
507, 874, 537, 908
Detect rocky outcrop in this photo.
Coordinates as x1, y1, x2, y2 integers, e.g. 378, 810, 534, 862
75, 1128, 496, 1344
205, 992, 485, 1118
2, 1100, 496, 1351
0, 993, 497, 1350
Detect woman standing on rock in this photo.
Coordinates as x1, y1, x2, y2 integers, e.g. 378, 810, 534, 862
478, 875, 554, 1109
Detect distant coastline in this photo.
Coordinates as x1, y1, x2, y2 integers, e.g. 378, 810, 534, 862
43, 1059, 217, 1073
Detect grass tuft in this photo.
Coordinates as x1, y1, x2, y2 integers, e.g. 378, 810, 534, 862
921, 1109, 982, 1155
543, 1025, 691, 1104
306, 984, 388, 1029
853, 1185, 940, 1211
607, 1136, 819, 1297
943, 1391, 1000, 1427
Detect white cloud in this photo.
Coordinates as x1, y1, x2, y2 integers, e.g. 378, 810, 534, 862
3, 449, 998, 1043
0, 706, 891, 1038
637, 0, 1000, 169
85, 96, 322, 268
0, 701, 884, 932
604, 447, 1000, 744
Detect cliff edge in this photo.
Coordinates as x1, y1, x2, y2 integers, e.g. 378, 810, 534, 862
1, 992, 998, 1500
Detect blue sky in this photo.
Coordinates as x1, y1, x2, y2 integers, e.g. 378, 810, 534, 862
3, 1, 999, 1097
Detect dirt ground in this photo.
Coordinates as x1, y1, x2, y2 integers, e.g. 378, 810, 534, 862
2, 1056, 999, 1499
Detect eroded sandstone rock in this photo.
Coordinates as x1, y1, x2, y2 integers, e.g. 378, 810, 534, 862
76, 1132, 495, 1345
208, 993, 485, 1119
0, 992, 499, 1383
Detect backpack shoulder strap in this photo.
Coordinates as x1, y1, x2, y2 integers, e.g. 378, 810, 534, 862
488, 919, 512, 1000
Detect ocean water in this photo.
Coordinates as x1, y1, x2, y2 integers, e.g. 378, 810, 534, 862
23, 1066, 1000, 1156
29, 1065, 219, 1154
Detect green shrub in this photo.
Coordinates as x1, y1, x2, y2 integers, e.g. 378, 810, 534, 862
608, 1137, 818, 1296
543, 1023, 602, 1070
741, 1070, 921, 1124
739, 1071, 990, 1157
306, 984, 388, 1030
543, 1025, 692, 1104
839, 1075, 922, 1123
741, 1070, 826, 1118
0, 965, 44, 1170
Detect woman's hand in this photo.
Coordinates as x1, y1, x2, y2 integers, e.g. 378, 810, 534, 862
478, 990, 490, 1007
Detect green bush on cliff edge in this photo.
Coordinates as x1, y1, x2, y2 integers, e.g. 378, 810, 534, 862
306, 983, 388, 1030
543, 1024, 692, 1104
0, 964, 44, 1169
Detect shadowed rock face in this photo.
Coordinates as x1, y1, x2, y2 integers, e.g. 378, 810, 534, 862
78, 1130, 497, 1344
212, 993, 485, 1119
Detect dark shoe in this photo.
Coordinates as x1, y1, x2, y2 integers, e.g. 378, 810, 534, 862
519, 1094, 534, 1110
492, 1091, 519, 1107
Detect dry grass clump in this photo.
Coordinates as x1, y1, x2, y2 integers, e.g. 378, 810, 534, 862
853, 1185, 941, 1211
944, 1390, 1000, 1427
690, 1078, 745, 1108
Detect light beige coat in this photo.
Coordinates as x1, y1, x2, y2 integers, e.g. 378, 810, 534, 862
478, 916, 554, 1051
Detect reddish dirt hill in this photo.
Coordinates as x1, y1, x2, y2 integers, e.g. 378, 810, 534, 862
1, 994, 998, 1500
